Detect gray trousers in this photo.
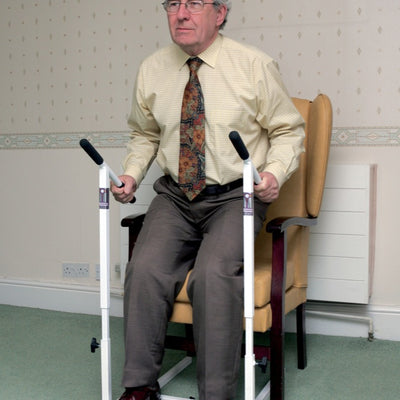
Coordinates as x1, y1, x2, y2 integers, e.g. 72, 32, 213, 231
122, 175, 268, 400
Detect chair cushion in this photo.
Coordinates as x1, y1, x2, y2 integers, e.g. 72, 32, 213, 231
174, 258, 294, 308
171, 286, 307, 333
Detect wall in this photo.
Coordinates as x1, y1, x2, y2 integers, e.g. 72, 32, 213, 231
0, 0, 399, 339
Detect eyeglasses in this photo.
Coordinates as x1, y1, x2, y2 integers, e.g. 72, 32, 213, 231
162, 1, 216, 14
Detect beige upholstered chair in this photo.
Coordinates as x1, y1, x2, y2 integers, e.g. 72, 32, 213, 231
122, 93, 333, 399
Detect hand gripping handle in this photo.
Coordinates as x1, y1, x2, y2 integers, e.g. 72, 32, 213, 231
80, 139, 136, 203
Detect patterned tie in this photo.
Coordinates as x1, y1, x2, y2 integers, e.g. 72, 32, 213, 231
178, 57, 206, 201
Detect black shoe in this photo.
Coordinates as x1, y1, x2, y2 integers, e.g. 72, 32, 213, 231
118, 382, 161, 400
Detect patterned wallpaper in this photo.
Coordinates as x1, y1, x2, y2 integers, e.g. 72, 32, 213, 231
0, 0, 399, 149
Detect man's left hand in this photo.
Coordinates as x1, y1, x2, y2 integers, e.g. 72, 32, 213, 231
254, 172, 279, 203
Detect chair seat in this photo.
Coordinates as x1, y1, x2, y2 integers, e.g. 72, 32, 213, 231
171, 272, 306, 333
175, 259, 295, 307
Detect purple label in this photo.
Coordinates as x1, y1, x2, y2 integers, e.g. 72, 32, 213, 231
99, 188, 109, 209
243, 192, 254, 216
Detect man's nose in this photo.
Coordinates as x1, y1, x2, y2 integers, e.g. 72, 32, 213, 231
176, 2, 191, 18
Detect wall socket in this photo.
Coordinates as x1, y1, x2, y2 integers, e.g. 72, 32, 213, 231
95, 264, 121, 281
62, 263, 90, 278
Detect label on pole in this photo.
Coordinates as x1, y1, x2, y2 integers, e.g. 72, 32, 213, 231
243, 192, 254, 216
99, 188, 110, 209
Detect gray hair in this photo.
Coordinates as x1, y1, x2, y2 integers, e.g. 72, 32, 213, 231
213, 0, 231, 30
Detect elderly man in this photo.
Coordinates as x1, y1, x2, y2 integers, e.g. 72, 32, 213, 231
112, 1, 305, 399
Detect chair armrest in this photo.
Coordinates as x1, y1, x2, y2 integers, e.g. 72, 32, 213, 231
267, 215, 318, 343
266, 216, 317, 233
121, 213, 146, 260
121, 213, 146, 228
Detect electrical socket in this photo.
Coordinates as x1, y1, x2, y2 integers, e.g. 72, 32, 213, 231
95, 264, 120, 281
62, 263, 90, 278
95, 264, 100, 281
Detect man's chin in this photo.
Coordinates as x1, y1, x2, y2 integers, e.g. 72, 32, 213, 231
173, 37, 198, 54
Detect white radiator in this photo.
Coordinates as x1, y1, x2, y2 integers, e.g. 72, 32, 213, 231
307, 164, 377, 304
120, 164, 377, 305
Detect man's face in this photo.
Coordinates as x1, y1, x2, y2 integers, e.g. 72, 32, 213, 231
166, 1, 227, 56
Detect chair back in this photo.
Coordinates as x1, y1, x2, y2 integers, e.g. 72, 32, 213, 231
254, 94, 332, 292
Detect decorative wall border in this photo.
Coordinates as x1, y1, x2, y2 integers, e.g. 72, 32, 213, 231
0, 131, 131, 150
0, 127, 400, 149
331, 127, 400, 146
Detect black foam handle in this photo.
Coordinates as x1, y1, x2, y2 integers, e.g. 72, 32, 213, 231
80, 138, 136, 204
80, 139, 104, 165
229, 131, 249, 160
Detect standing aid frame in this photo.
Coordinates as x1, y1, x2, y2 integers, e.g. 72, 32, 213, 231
81, 133, 272, 400
81, 139, 129, 400
229, 131, 271, 400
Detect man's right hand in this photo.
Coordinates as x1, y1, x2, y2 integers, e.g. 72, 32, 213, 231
111, 175, 137, 204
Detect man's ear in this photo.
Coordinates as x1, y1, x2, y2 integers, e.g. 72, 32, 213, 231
216, 5, 227, 28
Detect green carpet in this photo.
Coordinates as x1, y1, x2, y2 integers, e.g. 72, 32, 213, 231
1, 304, 399, 399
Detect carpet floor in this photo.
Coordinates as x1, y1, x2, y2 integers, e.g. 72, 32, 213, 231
1, 304, 399, 399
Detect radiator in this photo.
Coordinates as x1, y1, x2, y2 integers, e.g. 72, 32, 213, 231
307, 164, 377, 304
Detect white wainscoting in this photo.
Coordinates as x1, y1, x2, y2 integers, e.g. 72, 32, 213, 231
1, 278, 399, 341
1, 164, 390, 339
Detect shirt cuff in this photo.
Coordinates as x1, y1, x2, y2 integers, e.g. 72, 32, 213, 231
124, 165, 144, 188
263, 162, 287, 189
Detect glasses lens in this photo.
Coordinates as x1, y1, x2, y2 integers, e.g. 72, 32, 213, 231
163, 1, 210, 13
187, 1, 204, 12
165, 1, 180, 12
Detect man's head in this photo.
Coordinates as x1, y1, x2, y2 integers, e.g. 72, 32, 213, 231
163, 0, 231, 56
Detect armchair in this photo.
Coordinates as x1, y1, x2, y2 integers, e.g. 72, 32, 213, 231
122, 93, 333, 399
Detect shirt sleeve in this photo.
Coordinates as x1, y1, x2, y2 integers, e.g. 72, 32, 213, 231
122, 66, 161, 186
255, 60, 305, 188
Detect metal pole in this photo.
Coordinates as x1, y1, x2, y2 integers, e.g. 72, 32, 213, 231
229, 131, 262, 400
80, 139, 130, 400
243, 159, 256, 400
99, 163, 112, 400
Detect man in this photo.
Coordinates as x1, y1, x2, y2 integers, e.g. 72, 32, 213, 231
112, 1, 305, 399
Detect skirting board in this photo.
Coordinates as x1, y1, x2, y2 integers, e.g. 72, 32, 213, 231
285, 302, 400, 342
1, 279, 399, 341
0, 279, 124, 318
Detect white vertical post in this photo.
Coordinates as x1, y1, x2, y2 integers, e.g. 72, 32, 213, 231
99, 163, 112, 400
229, 131, 261, 400
243, 159, 256, 400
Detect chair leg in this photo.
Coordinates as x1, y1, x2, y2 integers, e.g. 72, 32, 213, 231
270, 230, 286, 400
270, 322, 285, 400
296, 303, 307, 370
184, 324, 196, 357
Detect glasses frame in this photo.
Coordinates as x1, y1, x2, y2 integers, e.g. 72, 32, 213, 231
162, 0, 217, 14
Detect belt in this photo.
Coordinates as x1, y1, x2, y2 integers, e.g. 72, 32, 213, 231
201, 178, 243, 196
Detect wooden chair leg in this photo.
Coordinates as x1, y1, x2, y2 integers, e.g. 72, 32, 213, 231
296, 303, 307, 370
270, 230, 286, 400
184, 323, 196, 357
270, 322, 285, 400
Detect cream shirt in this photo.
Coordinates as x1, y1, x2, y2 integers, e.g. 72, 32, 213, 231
124, 34, 305, 189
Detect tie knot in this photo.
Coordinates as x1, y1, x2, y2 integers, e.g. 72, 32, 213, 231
187, 57, 203, 72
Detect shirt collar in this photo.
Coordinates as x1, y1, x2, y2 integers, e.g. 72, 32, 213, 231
175, 34, 224, 70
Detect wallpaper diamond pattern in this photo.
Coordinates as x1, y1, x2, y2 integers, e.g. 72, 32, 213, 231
0, 0, 399, 147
